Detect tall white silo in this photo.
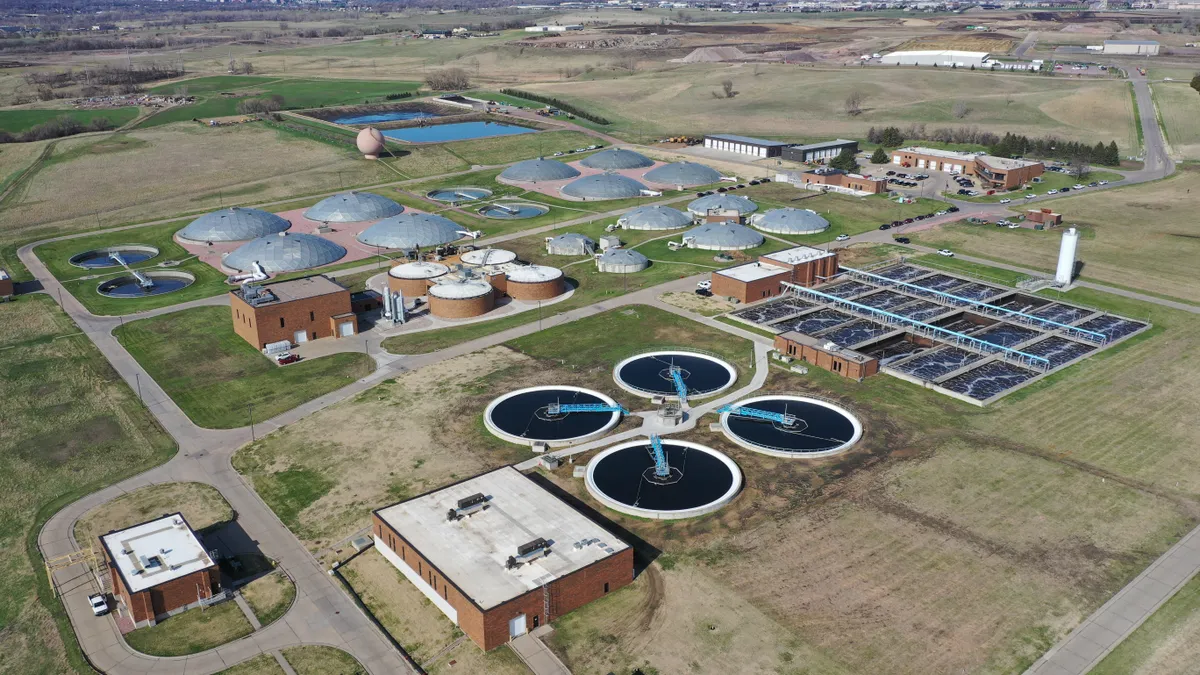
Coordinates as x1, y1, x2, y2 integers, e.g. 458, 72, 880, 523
1055, 227, 1080, 285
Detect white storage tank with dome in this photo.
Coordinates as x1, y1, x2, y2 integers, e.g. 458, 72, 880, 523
505, 264, 565, 300
428, 278, 495, 318
388, 261, 449, 296
499, 158, 581, 183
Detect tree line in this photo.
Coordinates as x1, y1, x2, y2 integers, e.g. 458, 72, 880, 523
0, 115, 115, 144
498, 89, 611, 125
866, 125, 1122, 167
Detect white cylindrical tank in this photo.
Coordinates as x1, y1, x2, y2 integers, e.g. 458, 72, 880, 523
1055, 227, 1079, 285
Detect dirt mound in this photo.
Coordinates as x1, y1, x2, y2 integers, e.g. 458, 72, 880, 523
1060, 21, 1122, 33
674, 46, 749, 62
767, 49, 816, 63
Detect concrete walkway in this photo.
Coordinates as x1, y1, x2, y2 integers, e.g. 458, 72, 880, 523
509, 629, 571, 675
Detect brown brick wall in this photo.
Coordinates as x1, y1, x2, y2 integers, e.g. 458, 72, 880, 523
0, 276, 12, 297
105, 550, 219, 625
801, 172, 886, 195
760, 254, 839, 287
507, 278, 566, 301
712, 269, 787, 304
230, 287, 352, 349
387, 275, 432, 297
429, 291, 493, 319
775, 334, 879, 380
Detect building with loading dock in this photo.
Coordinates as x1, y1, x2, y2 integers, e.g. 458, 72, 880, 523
371, 466, 633, 651
890, 147, 1043, 190
230, 275, 357, 350
711, 245, 839, 304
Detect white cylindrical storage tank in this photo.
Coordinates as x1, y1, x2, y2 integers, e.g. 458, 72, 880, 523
505, 264, 565, 300
388, 261, 448, 296
1055, 227, 1079, 285
460, 248, 517, 267
428, 279, 495, 318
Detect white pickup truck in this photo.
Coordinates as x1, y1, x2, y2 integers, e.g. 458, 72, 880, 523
88, 593, 109, 616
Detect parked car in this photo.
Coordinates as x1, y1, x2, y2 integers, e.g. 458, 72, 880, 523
1098, 180, 1109, 185
695, 288, 712, 297
999, 198, 1011, 204
1047, 189, 1059, 195
749, 180, 760, 185
88, 594, 108, 617
886, 170, 896, 176
1007, 223, 1021, 229
696, 280, 712, 290
947, 206, 959, 213
915, 215, 927, 221
894, 236, 911, 244
1073, 184, 1085, 190
1026, 193, 1037, 199
1088, 181, 1098, 187
1060, 187, 1071, 193
936, 249, 955, 257
878, 223, 891, 230
935, 210, 947, 216
736, 183, 747, 189
276, 353, 301, 365
891, 220, 902, 227
717, 187, 727, 193
835, 234, 850, 241
904, 217, 915, 224
760, 177, 770, 183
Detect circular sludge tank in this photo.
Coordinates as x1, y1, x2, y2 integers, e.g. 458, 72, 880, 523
751, 208, 830, 235
586, 439, 742, 520
505, 265, 565, 300
97, 271, 195, 298
596, 248, 649, 273
561, 174, 648, 201
304, 191, 404, 223
546, 233, 596, 256
485, 385, 622, 447
178, 207, 291, 244
428, 278, 494, 318
357, 127, 386, 159
580, 148, 654, 170
223, 232, 346, 273
720, 395, 863, 458
613, 350, 737, 400
684, 222, 764, 251
499, 159, 580, 183
426, 186, 492, 203
617, 205, 692, 231
687, 193, 758, 217
643, 161, 721, 188
461, 248, 517, 267
387, 261, 449, 296
70, 245, 159, 269
478, 202, 548, 219
357, 213, 465, 251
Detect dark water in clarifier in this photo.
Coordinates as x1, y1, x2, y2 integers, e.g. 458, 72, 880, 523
427, 188, 491, 202
479, 204, 547, 219
616, 353, 733, 397
71, 248, 156, 268
488, 389, 617, 441
725, 398, 857, 454
591, 442, 735, 511
97, 275, 192, 297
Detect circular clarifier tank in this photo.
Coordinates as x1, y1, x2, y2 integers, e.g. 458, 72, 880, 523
586, 439, 742, 520
97, 271, 194, 298
426, 187, 493, 203
720, 395, 863, 458
484, 385, 622, 447
613, 350, 736, 401
478, 202, 548, 219
70, 245, 159, 269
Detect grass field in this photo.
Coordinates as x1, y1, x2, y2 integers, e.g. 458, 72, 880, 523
1091, 573, 1200, 675
241, 571, 296, 627
74, 482, 232, 548
124, 600, 254, 657
113, 306, 375, 429
0, 295, 175, 675
1151, 82, 1200, 159
282, 646, 366, 675
910, 168, 1200, 301
738, 181, 947, 240
0, 107, 140, 134
217, 654, 283, 675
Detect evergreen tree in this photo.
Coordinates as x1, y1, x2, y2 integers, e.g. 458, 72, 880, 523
830, 148, 859, 172
870, 147, 889, 164
1107, 140, 1121, 165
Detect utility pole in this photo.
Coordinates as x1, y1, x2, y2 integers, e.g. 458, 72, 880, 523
248, 404, 255, 441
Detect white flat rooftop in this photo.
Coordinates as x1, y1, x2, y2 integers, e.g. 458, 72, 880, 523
375, 466, 628, 611
762, 245, 835, 266
978, 154, 1043, 170
897, 146, 978, 162
101, 513, 214, 594
717, 261, 789, 283
0, 269, 9, 281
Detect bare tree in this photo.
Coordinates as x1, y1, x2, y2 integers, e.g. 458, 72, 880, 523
425, 68, 471, 91
844, 90, 865, 116
952, 100, 969, 119
722, 79, 737, 98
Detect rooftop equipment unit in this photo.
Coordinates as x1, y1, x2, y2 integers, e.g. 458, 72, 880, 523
447, 493, 490, 521
506, 538, 551, 568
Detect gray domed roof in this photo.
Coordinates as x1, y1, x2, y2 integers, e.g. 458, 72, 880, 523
546, 232, 596, 255
644, 161, 721, 187
752, 208, 829, 235
687, 193, 758, 216
597, 248, 648, 266
499, 159, 580, 182
561, 173, 648, 200
580, 148, 654, 170
685, 222, 764, 250
357, 213, 465, 250
617, 205, 692, 231
178, 207, 291, 243
224, 232, 346, 273
304, 191, 403, 223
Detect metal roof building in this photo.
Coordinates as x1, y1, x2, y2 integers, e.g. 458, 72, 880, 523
546, 233, 596, 256
224, 232, 347, 273
880, 50, 989, 67
580, 148, 654, 170
561, 173, 648, 200
643, 161, 721, 187
178, 207, 291, 243
703, 134, 788, 158
304, 191, 404, 223
596, 248, 649, 273
1103, 40, 1159, 55
684, 222, 764, 251
751, 208, 829, 235
499, 159, 580, 183
357, 213, 466, 250
687, 193, 758, 217
616, 205, 692, 231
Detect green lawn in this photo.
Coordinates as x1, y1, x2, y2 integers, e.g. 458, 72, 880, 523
0, 107, 140, 134
951, 168, 1123, 203
113, 306, 376, 428
282, 646, 367, 675
216, 654, 284, 675
737, 181, 948, 243
0, 295, 175, 675
448, 129, 599, 167
124, 601, 254, 657
1090, 571, 1200, 674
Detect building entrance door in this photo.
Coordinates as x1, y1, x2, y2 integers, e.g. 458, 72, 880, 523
293, 330, 308, 344
339, 321, 354, 337
508, 614, 527, 639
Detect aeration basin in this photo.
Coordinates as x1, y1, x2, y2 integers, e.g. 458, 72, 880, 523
70, 245, 159, 269
484, 385, 622, 447
613, 350, 736, 400
426, 187, 492, 203
720, 395, 862, 458
478, 202, 548, 219
97, 271, 195, 298
586, 440, 741, 519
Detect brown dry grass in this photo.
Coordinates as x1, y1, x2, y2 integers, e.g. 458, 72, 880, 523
240, 571, 295, 627
74, 482, 233, 548
1153, 82, 1200, 160
894, 34, 1017, 53
281, 646, 366, 675
656, 291, 734, 317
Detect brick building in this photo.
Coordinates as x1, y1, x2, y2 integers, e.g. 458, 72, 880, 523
99, 513, 220, 628
890, 147, 1043, 190
712, 245, 839, 304
1025, 208, 1063, 226
372, 466, 634, 651
781, 167, 887, 195
774, 332, 879, 381
230, 275, 356, 350
0, 268, 12, 299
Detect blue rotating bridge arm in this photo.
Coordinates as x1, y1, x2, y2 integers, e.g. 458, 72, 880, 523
546, 402, 630, 416
669, 366, 688, 405
717, 404, 797, 427
648, 434, 670, 478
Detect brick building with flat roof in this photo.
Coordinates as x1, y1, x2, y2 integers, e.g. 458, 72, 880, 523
99, 513, 220, 628
891, 147, 1043, 190
711, 245, 838, 304
372, 466, 633, 650
774, 331, 879, 381
0, 268, 12, 299
230, 275, 356, 349
780, 167, 887, 195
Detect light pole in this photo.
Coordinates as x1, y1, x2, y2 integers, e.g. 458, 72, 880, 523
135, 373, 142, 403
248, 404, 255, 442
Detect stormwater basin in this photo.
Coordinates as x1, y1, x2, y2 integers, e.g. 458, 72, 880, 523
612, 350, 736, 400
484, 385, 621, 447
70, 245, 159, 269
721, 395, 862, 458
586, 439, 742, 519
97, 271, 194, 298
333, 110, 440, 125
381, 121, 533, 143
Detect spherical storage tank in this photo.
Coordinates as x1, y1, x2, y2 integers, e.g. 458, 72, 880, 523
687, 193, 758, 217
223, 232, 346, 273
561, 173, 648, 201
580, 147, 654, 170
357, 213, 464, 250
617, 205, 692, 231
429, 278, 494, 319
506, 265, 565, 300
304, 191, 404, 223
178, 207, 291, 243
685, 222, 764, 251
644, 161, 721, 188
751, 208, 829, 235
499, 158, 580, 183
546, 233, 596, 256
357, 127, 386, 159
596, 248, 649, 273
388, 261, 449, 296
